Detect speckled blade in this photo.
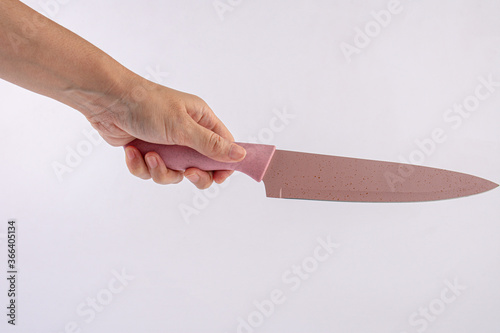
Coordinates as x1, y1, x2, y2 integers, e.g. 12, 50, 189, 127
262, 150, 498, 202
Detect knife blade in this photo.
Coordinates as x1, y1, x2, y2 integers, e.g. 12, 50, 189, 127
125, 140, 498, 202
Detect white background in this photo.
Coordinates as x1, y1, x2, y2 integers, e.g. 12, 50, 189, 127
0, 0, 499, 332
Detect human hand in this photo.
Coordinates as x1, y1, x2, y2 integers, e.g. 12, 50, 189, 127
85, 79, 246, 189
0, 0, 245, 189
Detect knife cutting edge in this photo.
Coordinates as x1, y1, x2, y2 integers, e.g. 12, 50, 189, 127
125, 140, 498, 202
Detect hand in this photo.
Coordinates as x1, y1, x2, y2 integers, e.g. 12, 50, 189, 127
85, 80, 246, 189
0, 0, 245, 189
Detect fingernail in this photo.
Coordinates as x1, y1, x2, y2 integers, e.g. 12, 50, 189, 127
126, 148, 136, 160
229, 144, 246, 161
146, 155, 158, 169
185, 173, 200, 183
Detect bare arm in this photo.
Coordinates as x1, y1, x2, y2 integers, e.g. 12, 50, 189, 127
0, 0, 131, 116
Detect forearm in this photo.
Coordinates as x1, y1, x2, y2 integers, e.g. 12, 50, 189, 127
0, 0, 141, 118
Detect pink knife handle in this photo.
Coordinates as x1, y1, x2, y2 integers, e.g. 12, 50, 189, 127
125, 139, 276, 182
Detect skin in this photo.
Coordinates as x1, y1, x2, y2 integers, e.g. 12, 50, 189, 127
0, 0, 246, 189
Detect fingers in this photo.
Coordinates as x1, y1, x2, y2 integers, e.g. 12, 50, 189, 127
191, 102, 235, 142
125, 146, 218, 188
125, 146, 183, 184
125, 146, 151, 180
180, 99, 246, 163
184, 168, 216, 189
182, 119, 246, 163
125, 146, 226, 188
124, 92, 240, 187
213, 170, 233, 184
144, 152, 184, 185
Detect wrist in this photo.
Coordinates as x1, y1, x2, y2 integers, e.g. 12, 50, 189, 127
61, 54, 148, 122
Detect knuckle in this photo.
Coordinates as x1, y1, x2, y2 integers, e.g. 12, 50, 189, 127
170, 117, 191, 145
153, 178, 169, 185
197, 182, 211, 190
130, 164, 151, 180
197, 172, 213, 189
191, 94, 204, 104
206, 132, 225, 155
155, 169, 180, 185
151, 168, 167, 184
136, 171, 151, 180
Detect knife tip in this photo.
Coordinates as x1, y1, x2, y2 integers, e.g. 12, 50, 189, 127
483, 179, 499, 192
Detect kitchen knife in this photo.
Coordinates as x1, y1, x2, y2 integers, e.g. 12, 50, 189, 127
125, 139, 498, 202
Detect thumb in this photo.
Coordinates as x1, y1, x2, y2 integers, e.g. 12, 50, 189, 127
183, 120, 246, 162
